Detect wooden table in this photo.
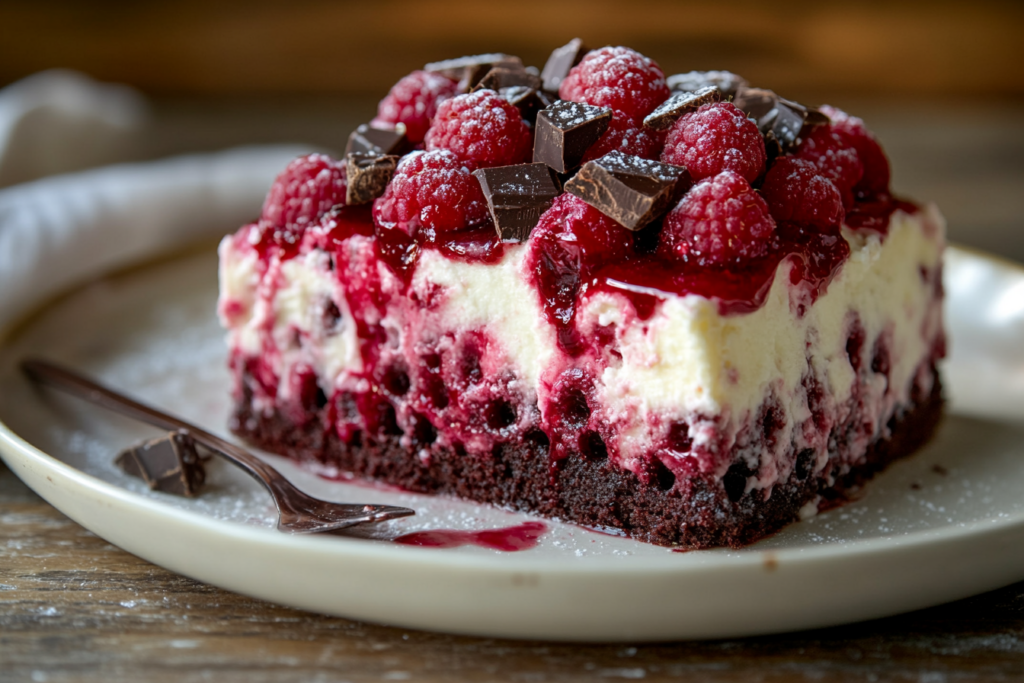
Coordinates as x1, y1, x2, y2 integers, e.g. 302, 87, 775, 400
3, 459, 1024, 681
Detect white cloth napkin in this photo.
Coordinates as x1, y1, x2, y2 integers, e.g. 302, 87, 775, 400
0, 70, 310, 328
0, 70, 149, 188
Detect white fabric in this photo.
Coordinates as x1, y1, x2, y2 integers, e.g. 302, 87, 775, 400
0, 70, 149, 188
0, 69, 311, 328
0, 146, 310, 328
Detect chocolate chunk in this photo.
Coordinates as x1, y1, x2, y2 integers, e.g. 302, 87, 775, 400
346, 153, 399, 205
733, 88, 829, 154
346, 123, 410, 156
473, 66, 541, 93
732, 87, 778, 122
425, 53, 523, 91
565, 151, 690, 230
533, 100, 613, 173
473, 163, 561, 241
804, 107, 831, 128
667, 71, 748, 100
498, 86, 551, 124
767, 100, 807, 154
643, 86, 722, 130
540, 38, 588, 92
115, 430, 205, 497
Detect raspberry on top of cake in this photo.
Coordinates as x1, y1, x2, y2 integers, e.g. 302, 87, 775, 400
218, 41, 945, 549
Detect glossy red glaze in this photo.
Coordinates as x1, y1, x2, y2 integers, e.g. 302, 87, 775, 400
845, 195, 919, 236
392, 521, 548, 551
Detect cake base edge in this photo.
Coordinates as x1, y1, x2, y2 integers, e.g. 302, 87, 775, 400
230, 367, 943, 549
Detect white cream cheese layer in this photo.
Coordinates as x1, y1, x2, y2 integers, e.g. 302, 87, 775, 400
410, 247, 555, 389
584, 207, 944, 424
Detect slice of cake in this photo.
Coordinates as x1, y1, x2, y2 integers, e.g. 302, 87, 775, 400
217, 43, 945, 548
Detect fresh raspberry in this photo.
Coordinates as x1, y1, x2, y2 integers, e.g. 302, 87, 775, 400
659, 171, 776, 267
760, 157, 844, 228
372, 70, 460, 144
372, 150, 488, 236
261, 153, 347, 234
424, 89, 531, 169
558, 46, 670, 123
795, 125, 863, 208
661, 102, 766, 184
532, 193, 634, 265
819, 105, 891, 197
582, 111, 665, 163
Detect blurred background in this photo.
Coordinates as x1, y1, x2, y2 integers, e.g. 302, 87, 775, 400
1, 0, 1022, 259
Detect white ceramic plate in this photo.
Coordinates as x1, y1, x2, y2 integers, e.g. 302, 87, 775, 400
2, 153, 1024, 642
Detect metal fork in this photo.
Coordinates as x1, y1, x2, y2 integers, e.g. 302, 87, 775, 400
21, 359, 415, 533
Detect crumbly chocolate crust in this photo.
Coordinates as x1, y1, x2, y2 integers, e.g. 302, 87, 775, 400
231, 367, 942, 549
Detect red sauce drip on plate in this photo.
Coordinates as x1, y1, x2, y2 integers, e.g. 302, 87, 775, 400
393, 521, 548, 551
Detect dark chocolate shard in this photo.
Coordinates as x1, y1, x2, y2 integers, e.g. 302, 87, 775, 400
643, 86, 722, 131
667, 70, 748, 100
768, 100, 807, 154
498, 86, 551, 124
115, 430, 205, 497
346, 153, 399, 205
425, 53, 523, 91
733, 88, 829, 154
473, 163, 561, 242
564, 151, 690, 231
732, 87, 778, 123
533, 100, 613, 174
541, 38, 588, 92
804, 107, 831, 128
345, 123, 410, 156
473, 66, 542, 93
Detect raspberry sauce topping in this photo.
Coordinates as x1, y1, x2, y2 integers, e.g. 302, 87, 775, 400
525, 194, 634, 354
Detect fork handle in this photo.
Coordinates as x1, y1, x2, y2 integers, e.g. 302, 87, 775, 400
21, 358, 286, 499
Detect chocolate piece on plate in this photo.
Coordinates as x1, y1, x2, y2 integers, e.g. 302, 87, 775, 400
643, 86, 722, 130
473, 66, 542, 92
115, 430, 206, 497
346, 153, 399, 205
540, 38, 588, 92
473, 163, 561, 242
425, 53, 524, 91
564, 151, 690, 231
533, 100, 613, 173
667, 70, 748, 100
346, 123, 409, 156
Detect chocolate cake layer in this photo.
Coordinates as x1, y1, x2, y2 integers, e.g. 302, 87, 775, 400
230, 366, 942, 549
